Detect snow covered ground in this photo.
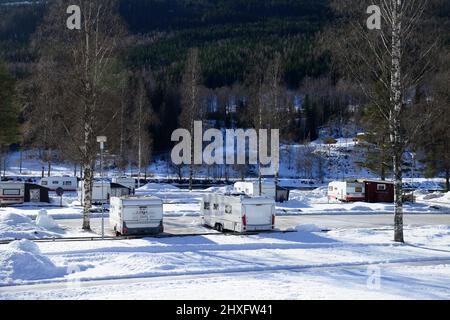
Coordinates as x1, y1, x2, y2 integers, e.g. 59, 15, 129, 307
1, 225, 450, 299
1, 145, 450, 300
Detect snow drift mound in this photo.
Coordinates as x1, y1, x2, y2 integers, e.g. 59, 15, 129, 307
0, 240, 66, 284
35, 210, 59, 229
0, 212, 62, 240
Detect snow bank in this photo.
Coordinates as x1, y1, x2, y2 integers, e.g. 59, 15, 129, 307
137, 183, 179, 192
289, 187, 329, 204
203, 185, 234, 193
0, 212, 62, 240
35, 210, 59, 229
0, 240, 66, 284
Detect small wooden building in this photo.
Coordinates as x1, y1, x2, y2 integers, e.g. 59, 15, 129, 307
111, 183, 133, 198
24, 183, 50, 203
362, 180, 395, 203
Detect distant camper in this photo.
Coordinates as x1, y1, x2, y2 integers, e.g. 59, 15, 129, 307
79, 181, 110, 205
0, 182, 50, 205
234, 181, 277, 199
202, 194, 276, 233
328, 181, 366, 202
0, 182, 25, 205
40, 176, 78, 192
109, 196, 164, 236
78, 181, 132, 205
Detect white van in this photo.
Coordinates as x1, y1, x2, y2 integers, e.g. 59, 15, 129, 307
78, 181, 111, 204
40, 176, 78, 192
328, 181, 366, 202
202, 194, 276, 233
0, 182, 25, 205
109, 196, 164, 236
234, 181, 276, 199
112, 177, 136, 191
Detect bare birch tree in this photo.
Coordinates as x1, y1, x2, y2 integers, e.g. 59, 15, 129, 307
327, 0, 442, 242
179, 48, 204, 191
33, 0, 126, 230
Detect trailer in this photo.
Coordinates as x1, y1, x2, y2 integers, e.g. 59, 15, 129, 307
109, 196, 164, 236
78, 181, 111, 205
40, 176, 78, 192
0, 182, 25, 205
328, 180, 366, 202
202, 194, 276, 233
234, 181, 276, 199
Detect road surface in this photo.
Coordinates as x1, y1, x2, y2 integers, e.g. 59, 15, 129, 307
56, 214, 450, 237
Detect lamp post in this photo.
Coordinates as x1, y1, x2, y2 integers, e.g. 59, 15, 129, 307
410, 152, 416, 203
97, 136, 107, 238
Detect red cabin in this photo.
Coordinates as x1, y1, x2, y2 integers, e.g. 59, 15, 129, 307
362, 180, 395, 203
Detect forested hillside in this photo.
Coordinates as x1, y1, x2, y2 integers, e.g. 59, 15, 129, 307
0, 0, 449, 185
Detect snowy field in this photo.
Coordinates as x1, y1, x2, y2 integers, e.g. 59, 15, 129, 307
1, 225, 450, 299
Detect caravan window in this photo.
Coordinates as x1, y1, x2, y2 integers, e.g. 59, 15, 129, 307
377, 184, 387, 191
63, 181, 72, 186
3, 189, 21, 196
225, 205, 232, 214
329, 186, 333, 191
52, 181, 59, 185
355, 186, 363, 193
204, 202, 210, 210
41, 181, 48, 186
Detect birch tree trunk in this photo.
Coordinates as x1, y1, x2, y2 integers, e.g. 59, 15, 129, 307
390, 0, 404, 243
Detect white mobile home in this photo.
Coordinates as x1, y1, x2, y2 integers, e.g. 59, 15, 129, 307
328, 180, 366, 202
234, 181, 276, 199
78, 181, 111, 204
0, 182, 25, 205
202, 194, 276, 233
109, 196, 164, 236
40, 176, 78, 192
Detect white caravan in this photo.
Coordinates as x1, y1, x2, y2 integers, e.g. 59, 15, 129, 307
328, 180, 366, 202
0, 182, 25, 205
234, 181, 277, 199
78, 181, 111, 204
40, 176, 78, 192
112, 177, 136, 191
109, 196, 164, 236
202, 194, 276, 233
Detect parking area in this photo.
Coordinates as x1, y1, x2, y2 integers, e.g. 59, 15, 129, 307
55, 213, 450, 238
